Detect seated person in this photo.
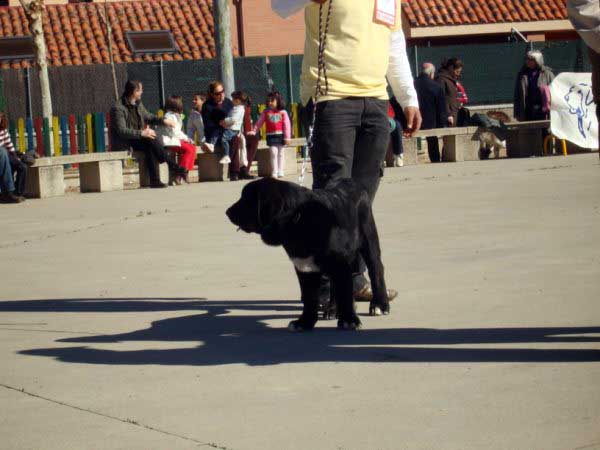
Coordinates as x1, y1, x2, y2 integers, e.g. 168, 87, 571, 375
201, 81, 233, 156
110, 80, 186, 188
186, 93, 206, 145
156, 95, 196, 184
217, 90, 247, 165
0, 145, 24, 203
0, 112, 27, 196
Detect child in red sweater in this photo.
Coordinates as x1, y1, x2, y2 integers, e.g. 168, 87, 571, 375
248, 91, 291, 177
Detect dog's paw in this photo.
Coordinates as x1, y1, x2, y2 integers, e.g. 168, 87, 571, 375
369, 298, 390, 316
337, 315, 362, 331
288, 317, 316, 332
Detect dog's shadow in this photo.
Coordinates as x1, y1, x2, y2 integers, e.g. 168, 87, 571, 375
2, 297, 599, 366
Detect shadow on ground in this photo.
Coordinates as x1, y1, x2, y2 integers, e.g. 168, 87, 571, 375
1, 298, 599, 366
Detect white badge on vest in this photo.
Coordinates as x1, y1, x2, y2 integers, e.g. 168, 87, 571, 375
374, 0, 396, 27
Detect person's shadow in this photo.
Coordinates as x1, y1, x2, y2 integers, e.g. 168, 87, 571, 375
1, 297, 599, 366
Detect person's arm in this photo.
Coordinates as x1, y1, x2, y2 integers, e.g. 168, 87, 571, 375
282, 110, 292, 142
0, 129, 16, 152
387, 29, 421, 136
271, 0, 311, 18
250, 110, 267, 135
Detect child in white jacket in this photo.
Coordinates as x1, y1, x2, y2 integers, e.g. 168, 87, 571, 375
156, 95, 196, 183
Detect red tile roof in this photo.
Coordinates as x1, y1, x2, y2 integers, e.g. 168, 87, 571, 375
402, 0, 568, 27
0, 0, 215, 69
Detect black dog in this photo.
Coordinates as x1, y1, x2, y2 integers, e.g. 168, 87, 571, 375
226, 178, 390, 331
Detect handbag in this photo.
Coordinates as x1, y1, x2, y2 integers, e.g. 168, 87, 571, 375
17, 150, 38, 166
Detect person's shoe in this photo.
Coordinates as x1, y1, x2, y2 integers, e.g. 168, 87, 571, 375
0, 192, 25, 203
393, 154, 404, 167
150, 181, 168, 188
219, 155, 231, 164
173, 175, 183, 185
230, 173, 239, 181
353, 285, 398, 302
203, 143, 215, 153
239, 171, 255, 180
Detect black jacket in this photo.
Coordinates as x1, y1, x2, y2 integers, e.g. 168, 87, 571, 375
414, 74, 448, 130
109, 96, 164, 151
201, 98, 234, 141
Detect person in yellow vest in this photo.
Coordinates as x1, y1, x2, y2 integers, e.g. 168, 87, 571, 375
273, 0, 422, 311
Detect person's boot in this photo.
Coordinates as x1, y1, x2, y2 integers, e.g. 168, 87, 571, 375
239, 167, 255, 180
150, 180, 167, 188
0, 192, 25, 203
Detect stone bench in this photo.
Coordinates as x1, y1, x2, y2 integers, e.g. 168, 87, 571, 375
255, 137, 304, 177
26, 151, 130, 198
196, 138, 305, 181
505, 120, 550, 158
131, 150, 170, 187
394, 127, 482, 166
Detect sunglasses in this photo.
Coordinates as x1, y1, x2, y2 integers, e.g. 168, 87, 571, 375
212, 90, 225, 95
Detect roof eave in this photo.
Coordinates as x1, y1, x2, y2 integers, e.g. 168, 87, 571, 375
405, 20, 574, 39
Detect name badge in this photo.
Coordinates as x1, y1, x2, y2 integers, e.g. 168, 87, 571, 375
374, 0, 396, 27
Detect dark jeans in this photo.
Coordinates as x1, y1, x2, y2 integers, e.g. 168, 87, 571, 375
220, 129, 238, 158
129, 138, 179, 183
306, 97, 390, 296
427, 136, 441, 163
8, 152, 27, 196
0, 145, 15, 193
390, 118, 404, 156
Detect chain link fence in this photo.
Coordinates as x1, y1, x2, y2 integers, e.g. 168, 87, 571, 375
0, 40, 594, 119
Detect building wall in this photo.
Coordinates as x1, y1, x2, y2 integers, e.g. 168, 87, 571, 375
233, 0, 305, 57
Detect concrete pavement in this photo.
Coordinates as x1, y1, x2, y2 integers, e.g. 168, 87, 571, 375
1, 154, 599, 450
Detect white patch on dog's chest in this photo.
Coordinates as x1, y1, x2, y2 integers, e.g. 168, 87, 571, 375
290, 256, 320, 273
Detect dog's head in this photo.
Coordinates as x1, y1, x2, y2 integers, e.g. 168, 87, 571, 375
226, 178, 308, 246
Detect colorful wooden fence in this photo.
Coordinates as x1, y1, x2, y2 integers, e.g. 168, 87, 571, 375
6, 112, 110, 158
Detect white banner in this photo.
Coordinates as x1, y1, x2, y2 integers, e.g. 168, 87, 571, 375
550, 72, 598, 149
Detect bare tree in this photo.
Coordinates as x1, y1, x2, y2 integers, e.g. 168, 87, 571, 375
98, 0, 119, 101
19, 0, 53, 152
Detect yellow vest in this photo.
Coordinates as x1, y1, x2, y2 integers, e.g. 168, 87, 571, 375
300, 0, 401, 104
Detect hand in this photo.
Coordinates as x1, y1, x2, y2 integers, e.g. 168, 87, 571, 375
447, 116, 454, 126
403, 106, 422, 138
247, 130, 256, 136
163, 118, 176, 128
141, 127, 156, 139
284, 139, 291, 146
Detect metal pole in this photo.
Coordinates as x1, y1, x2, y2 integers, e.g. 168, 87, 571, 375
25, 66, 33, 118
414, 45, 418, 76
213, 0, 235, 96
159, 56, 165, 108
287, 54, 294, 105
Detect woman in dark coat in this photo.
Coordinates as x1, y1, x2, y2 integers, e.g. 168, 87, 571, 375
514, 50, 555, 121
435, 57, 463, 127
